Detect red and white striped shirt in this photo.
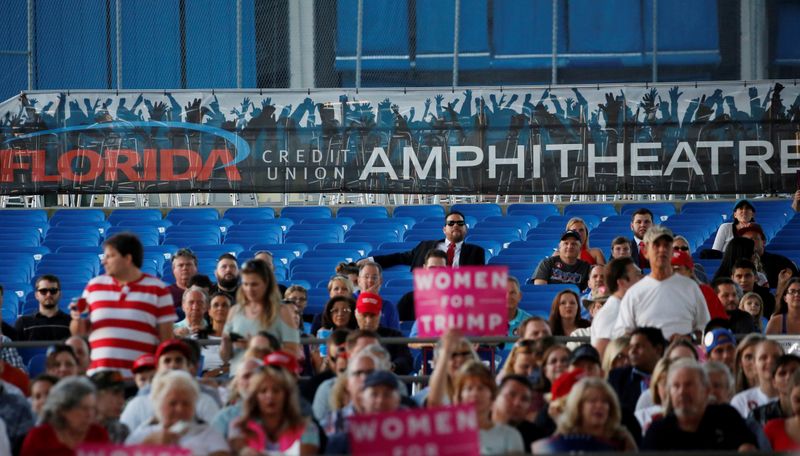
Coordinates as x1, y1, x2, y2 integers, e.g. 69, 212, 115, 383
82, 274, 176, 378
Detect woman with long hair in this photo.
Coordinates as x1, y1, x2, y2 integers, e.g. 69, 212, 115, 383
425, 329, 480, 407
712, 200, 756, 252
601, 337, 630, 376
542, 345, 572, 387
735, 333, 765, 392
634, 358, 672, 433
764, 369, 800, 451
740, 292, 767, 333
201, 292, 232, 377
566, 217, 606, 265
220, 259, 300, 364
548, 290, 590, 336
534, 377, 637, 452
766, 278, 800, 334
230, 366, 319, 455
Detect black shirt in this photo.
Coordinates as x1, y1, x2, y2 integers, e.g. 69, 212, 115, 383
1, 322, 17, 341
642, 404, 756, 451
532, 256, 591, 290
13, 309, 71, 341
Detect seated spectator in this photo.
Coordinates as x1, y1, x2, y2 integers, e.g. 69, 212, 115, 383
713, 277, 758, 334
121, 339, 221, 432
537, 377, 637, 453
610, 236, 632, 260
0, 285, 18, 340
767, 278, 800, 334
325, 370, 406, 454
353, 292, 413, 375
311, 296, 358, 337
20, 376, 109, 455
703, 328, 737, 373
642, 358, 757, 451
353, 261, 400, 331
634, 358, 671, 435
29, 374, 58, 419
671, 250, 728, 320
335, 262, 360, 287
712, 199, 756, 252
420, 329, 480, 407
168, 248, 199, 316
188, 273, 214, 293
506, 277, 532, 337
704, 361, 736, 405
211, 253, 240, 300
665, 338, 699, 361
284, 285, 309, 320
450, 361, 525, 454
90, 371, 129, 443
327, 275, 354, 299
565, 217, 606, 265
741, 291, 767, 333
601, 337, 631, 375
131, 354, 156, 391
499, 341, 537, 381
45, 344, 80, 379
302, 329, 350, 401
628, 208, 654, 269
749, 354, 800, 426
15, 275, 71, 341
220, 259, 300, 365
570, 288, 608, 350
0, 333, 25, 372
519, 316, 552, 341
731, 339, 783, 417
547, 290, 590, 337
173, 286, 210, 338
211, 358, 264, 439
713, 236, 759, 283
531, 369, 585, 450
125, 370, 229, 455
65, 335, 90, 375
673, 235, 708, 283
735, 333, 766, 393
396, 250, 447, 321
230, 361, 319, 455
0, 360, 34, 452
542, 344, 572, 390
532, 230, 591, 290
201, 292, 232, 377
492, 375, 542, 452
764, 369, 800, 451
739, 223, 799, 288
608, 327, 666, 416
732, 259, 776, 317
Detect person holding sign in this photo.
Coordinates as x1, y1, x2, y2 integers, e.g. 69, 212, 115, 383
366, 211, 485, 269
422, 329, 480, 407
532, 230, 591, 290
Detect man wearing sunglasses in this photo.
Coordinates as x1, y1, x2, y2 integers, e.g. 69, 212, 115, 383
366, 211, 485, 269
14, 274, 71, 342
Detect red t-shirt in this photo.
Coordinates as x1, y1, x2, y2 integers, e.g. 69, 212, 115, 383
699, 283, 729, 320
764, 418, 800, 452
579, 247, 597, 266
2, 361, 29, 396
20, 423, 109, 456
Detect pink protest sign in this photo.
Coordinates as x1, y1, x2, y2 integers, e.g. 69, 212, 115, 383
77, 444, 192, 455
348, 404, 480, 456
413, 265, 509, 337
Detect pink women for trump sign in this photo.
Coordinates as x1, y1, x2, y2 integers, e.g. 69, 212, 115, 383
348, 404, 481, 456
413, 265, 509, 337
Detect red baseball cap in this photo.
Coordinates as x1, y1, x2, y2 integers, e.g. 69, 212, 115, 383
155, 339, 193, 363
356, 292, 382, 315
671, 250, 694, 270
550, 369, 586, 402
132, 354, 156, 373
737, 223, 766, 241
263, 350, 300, 374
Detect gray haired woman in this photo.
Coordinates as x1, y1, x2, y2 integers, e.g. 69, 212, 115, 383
20, 376, 110, 455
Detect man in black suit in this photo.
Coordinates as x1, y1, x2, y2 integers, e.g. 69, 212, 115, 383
366, 211, 485, 270
628, 208, 654, 269
607, 326, 666, 415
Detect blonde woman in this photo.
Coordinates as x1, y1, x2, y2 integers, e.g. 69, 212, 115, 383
601, 337, 630, 376
634, 358, 672, 434
535, 377, 637, 452
566, 217, 606, 265
498, 341, 537, 382
423, 329, 480, 407
735, 333, 765, 392
220, 260, 300, 364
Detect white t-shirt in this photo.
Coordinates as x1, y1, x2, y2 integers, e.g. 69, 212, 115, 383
730, 387, 775, 418
126, 422, 229, 456
613, 274, 710, 340
591, 295, 622, 343
479, 423, 525, 455
121, 389, 220, 432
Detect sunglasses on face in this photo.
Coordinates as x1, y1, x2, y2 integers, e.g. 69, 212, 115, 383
673, 246, 690, 252
446, 221, 466, 227
37, 288, 60, 295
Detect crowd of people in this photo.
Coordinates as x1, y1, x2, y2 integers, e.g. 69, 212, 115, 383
0, 198, 799, 455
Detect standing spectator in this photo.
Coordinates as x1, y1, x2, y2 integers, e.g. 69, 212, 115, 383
45, 344, 80, 379
90, 371, 129, 443
607, 327, 666, 415
763, 369, 800, 451
173, 286, 210, 337
547, 290, 590, 337
211, 253, 240, 300
506, 277, 532, 337
642, 359, 757, 451
703, 328, 737, 373
628, 208, 654, 269
749, 354, 800, 426
532, 230, 591, 290
593, 257, 642, 354
712, 199, 756, 252
168, 248, 199, 316
613, 226, 710, 340
220, 259, 300, 364
731, 339, 783, 417
353, 292, 413, 375
20, 377, 109, 455
70, 233, 176, 378
15, 275, 71, 341
610, 236, 632, 260
367, 211, 485, 269
565, 217, 606, 265
65, 335, 91, 375
124, 370, 229, 455
767, 278, 800, 334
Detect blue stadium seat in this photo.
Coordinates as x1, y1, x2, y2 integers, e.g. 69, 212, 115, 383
393, 205, 445, 222
304, 249, 362, 264
564, 204, 618, 219
108, 209, 163, 224
50, 209, 106, 223
301, 217, 356, 232
305, 288, 331, 316
189, 244, 245, 259
335, 0, 411, 71
164, 232, 221, 246
0, 209, 48, 224
620, 203, 676, 219
287, 224, 344, 241
337, 207, 390, 223
166, 208, 220, 223
223, 207, 276, 223
106, 225, 160, 246
251, 243, 309, 258
415, 0, 490, 70
115, 219, 174, 239
27, 354, 47, 378
280, 206, 333, 222
506, 204, 560, 218
316, 242, 374, 258
450, 203, 503, 221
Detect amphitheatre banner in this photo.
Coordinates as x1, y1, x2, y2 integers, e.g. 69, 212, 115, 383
1, 81, 799, 195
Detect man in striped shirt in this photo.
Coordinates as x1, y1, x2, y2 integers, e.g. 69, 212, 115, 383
70, 233, 176, 378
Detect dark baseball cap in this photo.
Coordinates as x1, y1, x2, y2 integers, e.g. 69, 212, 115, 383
561, 230, 582, 242
90, 371, 126, 391
363, 370, 399, 391
570, 344, 601, 366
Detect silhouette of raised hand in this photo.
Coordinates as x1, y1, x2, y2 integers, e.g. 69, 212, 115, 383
148, 101, 168, 121
695, 94, 713, 120
598, 92, 622, 126
184, 98, 203, 123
